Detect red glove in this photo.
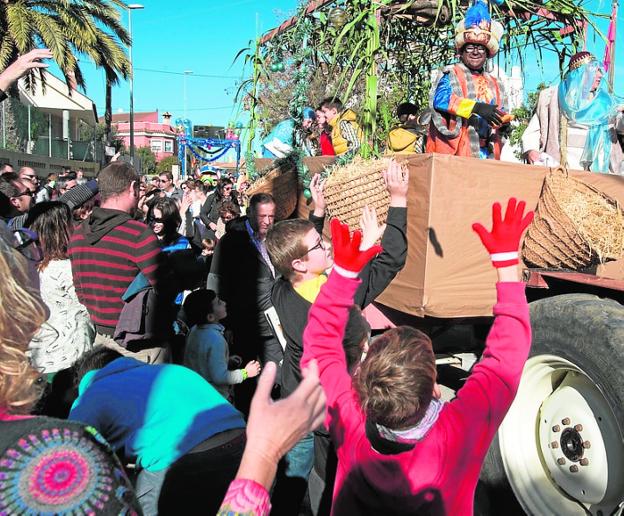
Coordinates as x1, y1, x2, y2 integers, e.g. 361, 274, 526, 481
331, 218, 383, 277
472, 198, 534, 268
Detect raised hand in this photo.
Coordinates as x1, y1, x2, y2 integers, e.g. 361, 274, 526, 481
331, 218, 382, 277
359, 205, 386, 251
0, 49, 53, 92
310, 173, 326, 217
472, 197, 534, 268
383, 160, 409, 207
239, 361, 326, 488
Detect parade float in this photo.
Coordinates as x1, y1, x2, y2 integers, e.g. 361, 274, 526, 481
235, 1, 624, 513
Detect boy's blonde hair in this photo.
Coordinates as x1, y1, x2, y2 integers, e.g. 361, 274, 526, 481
354, 326, 436, 430
266, 219, 315, 280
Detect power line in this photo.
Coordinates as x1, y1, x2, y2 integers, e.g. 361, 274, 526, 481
134, 67, 240, 80
77, 59, 241, 80
94, 105, 233, 112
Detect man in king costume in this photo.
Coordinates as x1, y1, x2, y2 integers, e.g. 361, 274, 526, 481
426, 0, 510, 160
522, 51, 624, 174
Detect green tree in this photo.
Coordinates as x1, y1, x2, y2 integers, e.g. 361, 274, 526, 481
156, 155, 179, 175
0, 1, 132, 146
509, 83, 548, 159
136, 146, 156, 176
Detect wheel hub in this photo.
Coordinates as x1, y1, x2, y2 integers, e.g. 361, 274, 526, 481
538, 376, 608, 503
560, 427, 584, 462
499, 355, 624, 514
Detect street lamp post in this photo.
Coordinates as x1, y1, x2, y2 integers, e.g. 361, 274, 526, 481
127, 3, 144, 166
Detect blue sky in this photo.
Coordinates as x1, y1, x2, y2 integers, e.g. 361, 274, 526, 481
52, 0, 623, 128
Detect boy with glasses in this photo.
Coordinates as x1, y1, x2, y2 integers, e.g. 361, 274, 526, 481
427, 0, 511, 160
264, 161, 408, 514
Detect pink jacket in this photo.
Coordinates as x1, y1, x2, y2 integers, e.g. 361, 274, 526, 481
301, 272, 531, 515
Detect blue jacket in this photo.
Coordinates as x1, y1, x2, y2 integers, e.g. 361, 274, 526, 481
69, 357, 245, 471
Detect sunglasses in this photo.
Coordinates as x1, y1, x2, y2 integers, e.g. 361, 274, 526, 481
464, 45, 487, 55
13, 190, 34, 198
151, 217, 165, 223
22, 175, 37, 181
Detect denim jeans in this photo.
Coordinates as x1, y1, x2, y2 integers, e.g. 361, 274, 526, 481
270, 432, 315, 515
135, 467, 168, 516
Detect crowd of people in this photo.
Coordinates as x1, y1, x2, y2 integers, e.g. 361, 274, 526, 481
0, 153, 533, 515
0, 2, 621, 513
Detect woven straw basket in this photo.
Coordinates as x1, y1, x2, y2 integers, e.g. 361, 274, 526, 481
246, 166, 298, 221
324, 157, 391, 231
522, 167, 624, 269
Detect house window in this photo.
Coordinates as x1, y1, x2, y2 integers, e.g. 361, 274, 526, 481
164, 140, 173, 153
150, 140, 163, 152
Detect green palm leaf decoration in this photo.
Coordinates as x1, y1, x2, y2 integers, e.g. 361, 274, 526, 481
0, 0, 131, 145
238, 0, 605, 157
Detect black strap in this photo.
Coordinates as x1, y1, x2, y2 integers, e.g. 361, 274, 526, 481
365, 418, 415, 455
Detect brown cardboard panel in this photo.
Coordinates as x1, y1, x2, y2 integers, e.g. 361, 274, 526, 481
376, 154, 433, 317
378, 154, 624, 318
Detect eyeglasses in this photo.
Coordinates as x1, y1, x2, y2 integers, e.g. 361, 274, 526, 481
306, 239, 325, 254
13, 190, 34, 198
22, 175, 37, 182
464, 45, 487, 55
158, 178, 170, 183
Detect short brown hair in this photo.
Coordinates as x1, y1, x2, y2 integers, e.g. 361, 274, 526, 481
354, 326, 436, 430
97, 162, 139, 201
219, 200, 240, 219
266, 219, 314, 279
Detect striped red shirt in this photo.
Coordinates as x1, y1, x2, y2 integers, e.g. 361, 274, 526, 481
69, 208, 162, 330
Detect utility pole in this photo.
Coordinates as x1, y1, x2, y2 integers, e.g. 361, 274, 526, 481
127, 4, 144, 166
607, 0, 617, 91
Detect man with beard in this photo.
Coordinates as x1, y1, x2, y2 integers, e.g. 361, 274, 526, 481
426, 0, 511, 160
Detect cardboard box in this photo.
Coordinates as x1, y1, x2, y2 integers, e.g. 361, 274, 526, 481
376, 154, 624, 318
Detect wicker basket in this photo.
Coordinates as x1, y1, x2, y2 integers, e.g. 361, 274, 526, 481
324, 157, 391, 231
246, 166, 298, 221
522, 167, 624, 269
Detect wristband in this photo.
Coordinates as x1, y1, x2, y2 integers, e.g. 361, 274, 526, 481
241, 368, 248, 381
332, 264, 359, 279
490, 251, 519, 267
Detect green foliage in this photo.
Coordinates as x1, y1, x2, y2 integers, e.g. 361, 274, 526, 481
136, 146, 156, 175
156, 155, 179, 175
0, 1, 131, 92
238, 0, 602, 157
7, 98, 47, 150
0, 1, 132, 151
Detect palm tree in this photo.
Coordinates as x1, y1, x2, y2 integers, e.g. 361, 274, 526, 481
0, 0, 132, 146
